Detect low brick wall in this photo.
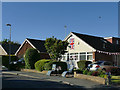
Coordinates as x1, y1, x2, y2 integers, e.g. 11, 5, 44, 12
74, 72, 106, 84
21, 69, 48, 74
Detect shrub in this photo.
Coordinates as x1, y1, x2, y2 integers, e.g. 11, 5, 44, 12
110, 67, 120, 76
2, 55, 18, 68
97, 70, 106, 77
44, 61, 67, 73
77, 60, 92, 70
99, 72, 106, 78
83, 69, 89, 75
24, 48, 40, 69
54, 61, 67, 72
44, 60, 56, 70
87, 71, 93, 75
35, 59, 51, 71
92, 71, 99, 76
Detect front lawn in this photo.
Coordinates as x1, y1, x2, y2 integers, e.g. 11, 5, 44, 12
111, 76, 120, 84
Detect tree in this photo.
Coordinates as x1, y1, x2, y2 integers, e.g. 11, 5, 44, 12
44, 36, 68, 60
24, 48, 40, 69
0, 39, 20, 45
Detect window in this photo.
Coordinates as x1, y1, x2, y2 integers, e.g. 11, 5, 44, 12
87, 55, 93, 60
80, 53, 86, 60
103, 43, 105, 49
116, 40, 119, 45
62, 56, 66, 60
75, 53, 78, 60
80, 55, 86, 60
69, 53, 78, 60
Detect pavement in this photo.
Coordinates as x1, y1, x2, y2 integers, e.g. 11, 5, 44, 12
2, 70, 120, 89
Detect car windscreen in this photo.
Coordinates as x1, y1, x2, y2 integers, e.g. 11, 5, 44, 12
93, 61, 103, 64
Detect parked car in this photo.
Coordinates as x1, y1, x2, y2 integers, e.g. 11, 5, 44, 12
87, 61, 115, 71
10, 58, 25, 65
2, 66, 8, 71
9, 58, 25, 71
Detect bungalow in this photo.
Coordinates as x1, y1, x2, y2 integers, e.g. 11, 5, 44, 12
0, 44, 20, 56
15, 38, 50, 59
61, 32, 120, 69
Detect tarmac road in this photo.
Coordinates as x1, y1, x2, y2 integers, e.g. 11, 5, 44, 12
2, 73, 77, 88
2, 71, 120, 89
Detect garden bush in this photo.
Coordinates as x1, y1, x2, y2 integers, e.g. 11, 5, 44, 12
44, 60, 56, 70
35, 59, 51, 71
99, 71, 106, 78
92, 71, 99, 76
110, 67, 120, 76
44, 61, 67, 73
87, 71, 93, 75
53, 61, 67, 72
24, 48, 40, 69
77, 60, 92, 70
83, 69, 89, 75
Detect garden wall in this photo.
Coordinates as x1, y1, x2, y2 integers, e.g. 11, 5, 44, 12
74, 72, 106, 84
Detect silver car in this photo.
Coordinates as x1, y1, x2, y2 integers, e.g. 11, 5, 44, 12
87, 61, 113, 71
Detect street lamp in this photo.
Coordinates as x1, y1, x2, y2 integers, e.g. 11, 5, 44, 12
64, 25, 67, 37
6, 24, 11, 64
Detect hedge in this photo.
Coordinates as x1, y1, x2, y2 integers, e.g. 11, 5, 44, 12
2, 55, 18, 68
44, 61, 67, 73
24, 48, 40, 69
52, 61, 67, 72
44, 60, 56, 70
35, 59, 51, 72
77, 60, 92, 70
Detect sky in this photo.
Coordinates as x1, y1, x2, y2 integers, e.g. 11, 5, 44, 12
2, 2, 118, 44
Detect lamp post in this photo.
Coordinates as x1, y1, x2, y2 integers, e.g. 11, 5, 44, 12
64, 25, 67, 37
6, 24, 11, 64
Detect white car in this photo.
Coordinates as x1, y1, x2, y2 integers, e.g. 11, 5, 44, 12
87, 61, 113, 71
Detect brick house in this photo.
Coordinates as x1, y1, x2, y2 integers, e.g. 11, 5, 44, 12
15, 38, 50, 59
61, 32, 120, 68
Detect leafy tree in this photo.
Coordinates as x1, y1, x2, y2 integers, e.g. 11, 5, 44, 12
0, 39, 20, 45
24, 48, 40, 69
44, 36, 68, 60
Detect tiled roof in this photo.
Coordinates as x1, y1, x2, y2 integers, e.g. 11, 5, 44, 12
72, 32, 120, 52
1, 44, 21, 55
26, 38, 47, 52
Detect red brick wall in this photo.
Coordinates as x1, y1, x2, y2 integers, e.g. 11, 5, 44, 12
105, 37, 120, 45
16, 41, 33, 58
106, 38, 113, 43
